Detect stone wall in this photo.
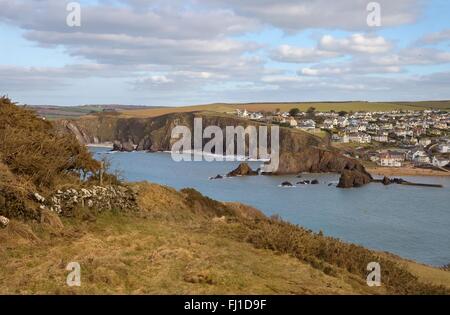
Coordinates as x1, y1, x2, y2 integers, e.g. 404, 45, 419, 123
36, 185, 138, 216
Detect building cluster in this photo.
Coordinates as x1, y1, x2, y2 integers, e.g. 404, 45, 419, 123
235, 108, 450, 168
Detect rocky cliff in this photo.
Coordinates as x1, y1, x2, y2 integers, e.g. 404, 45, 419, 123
55, 111, 371, 183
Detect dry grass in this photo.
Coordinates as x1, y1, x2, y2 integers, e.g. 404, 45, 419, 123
1, 182, 448, 295
0, 211, 367, 294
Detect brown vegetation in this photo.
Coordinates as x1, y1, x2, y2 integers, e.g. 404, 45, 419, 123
0, 97, 101, 220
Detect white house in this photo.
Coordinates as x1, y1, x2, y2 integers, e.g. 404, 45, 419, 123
438, 144, 449, 153
432, 156, 449, 168
298, 119, 316, 130
373, 134, 388, 143
331, 134, 341, 142
236, 109, 249, 118
341, 134, 350, 143
379, 151, 405, 167
419, 138, 431, 146
349, 133, 371, 144
338, 117, 349, 128
289, 117, 298, 127
412, 150, 431, 164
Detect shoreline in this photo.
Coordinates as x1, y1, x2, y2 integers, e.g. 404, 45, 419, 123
86, 142, 114, 149
367, 166, 450, 177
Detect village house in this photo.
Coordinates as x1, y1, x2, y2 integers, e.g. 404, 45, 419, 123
298, 119, 316, 131
372, 134, 388, 143
419, 138, 432, 146
432, 156, 450, 168
249, 112, 264, 120
337, 117, 349, 128
379, 151, 405, 167
411, 150, 431, 164
434, 122, 448, 130
236, 109, 249, 118
331, 134, 341, 142
348, 133, 371, 144
438, 143, 449, 153
322, 118, 336, 129
367, 124, 380, 132
289, 117, 298, 127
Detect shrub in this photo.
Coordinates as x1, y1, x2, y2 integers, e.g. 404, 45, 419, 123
0, 97, 100, 189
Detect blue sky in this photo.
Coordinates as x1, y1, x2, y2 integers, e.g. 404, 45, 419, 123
1, 0, 450, 105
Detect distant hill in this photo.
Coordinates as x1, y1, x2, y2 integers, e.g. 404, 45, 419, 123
119, 101, 450, 118
26, 104, 167, 120
25, 101, 450, 120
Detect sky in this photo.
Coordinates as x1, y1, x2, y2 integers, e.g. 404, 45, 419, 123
1, 0, 450, 106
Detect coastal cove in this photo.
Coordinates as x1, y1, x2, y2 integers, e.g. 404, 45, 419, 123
90, 148, 450, 267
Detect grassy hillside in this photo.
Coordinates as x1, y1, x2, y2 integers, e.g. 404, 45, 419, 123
28, 105, 157, 120
1, 182, 449, 294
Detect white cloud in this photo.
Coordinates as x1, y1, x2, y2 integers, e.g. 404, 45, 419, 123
271, 45, 340, 63
206, 0, 421, 32
318, 34, 391, 54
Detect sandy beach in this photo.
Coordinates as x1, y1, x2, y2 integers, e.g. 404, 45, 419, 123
367, 166, 450, 177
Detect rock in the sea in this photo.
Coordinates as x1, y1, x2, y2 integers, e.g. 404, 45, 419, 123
113, 140, 123, 151
0, 216, 9, 228
311, 179, 319, 185
392, 178, 407, 184
113, 140, 135, 152
209, 174, 223, 180
281, 181, 294, 187
382, 176, 392, 185
337, 167, 372, 188
227, 163, 258, 177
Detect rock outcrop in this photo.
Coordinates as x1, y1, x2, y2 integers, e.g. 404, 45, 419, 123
227, 163, 258, 177
113, 140, 135, 152
337, 166, 373, 188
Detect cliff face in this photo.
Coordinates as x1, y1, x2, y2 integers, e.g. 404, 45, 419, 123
55, 112, 369, 178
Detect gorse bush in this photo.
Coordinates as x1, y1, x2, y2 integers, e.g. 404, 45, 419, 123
241, 217, 449, 294
0, 97, 100, 188
0, 97, 101, 219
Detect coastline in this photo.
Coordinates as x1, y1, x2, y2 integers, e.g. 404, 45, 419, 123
367, 166, 450, 177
